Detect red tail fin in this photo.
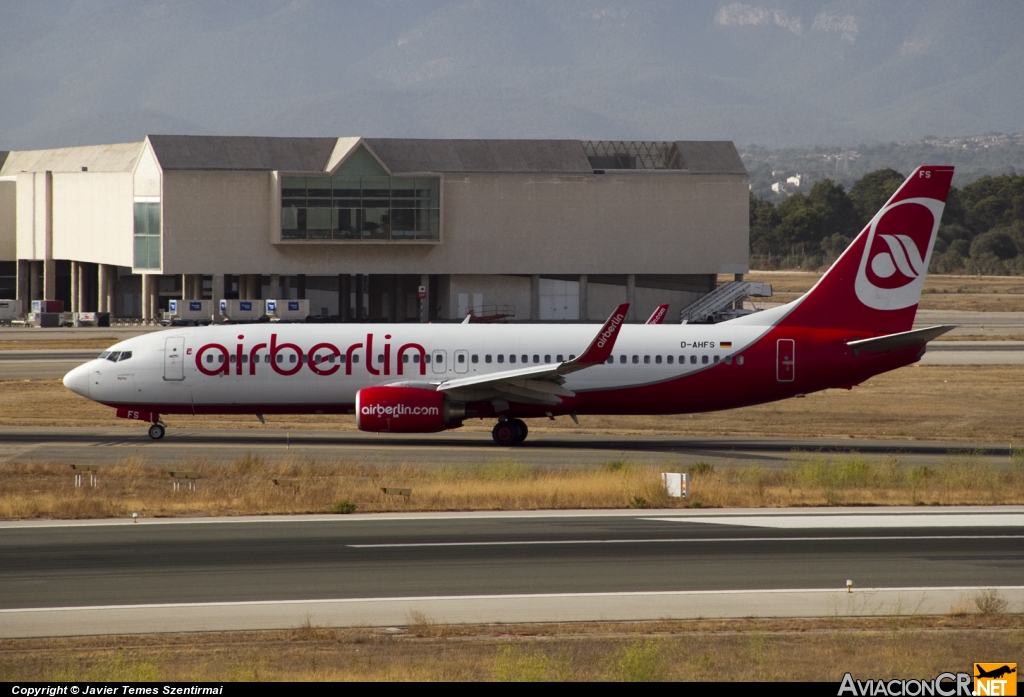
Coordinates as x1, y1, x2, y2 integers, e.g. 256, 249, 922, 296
646, 304, 670, 324
779, 166, 954, 334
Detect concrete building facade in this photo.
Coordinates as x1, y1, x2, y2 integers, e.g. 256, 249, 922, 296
0, 137, 749, 323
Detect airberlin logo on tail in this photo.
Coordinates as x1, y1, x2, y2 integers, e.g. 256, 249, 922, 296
854, 197, 944, 310
596, 312, 625, 348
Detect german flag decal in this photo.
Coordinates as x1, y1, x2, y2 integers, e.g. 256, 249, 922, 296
720, 341, 733, 348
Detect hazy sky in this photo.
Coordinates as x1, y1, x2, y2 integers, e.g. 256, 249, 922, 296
3, 0, 1023, 150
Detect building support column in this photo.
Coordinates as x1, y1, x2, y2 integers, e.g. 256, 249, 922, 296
98, 265, 109, 313
107, 266, 117, 314
297, 274, 306, 300
70, 262, 79, 313
419, 274, 429, 323
141, 274, 152, 321
181, 274, 191, 300
76, 263, 86, 313
579, 274, 588, 322
268, 274, 280, 300
16, 260, 30, 310
43, 259, 56, 301
30, 261, 42, 301
212, 274, 225, 322
626, 274, 636, 322
531, 274, 541, 321
150, 275, 160, 321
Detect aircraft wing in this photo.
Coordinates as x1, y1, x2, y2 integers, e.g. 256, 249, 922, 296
646, 304, 670, 324
432, 303, 629, 405
846, 325, 956, 355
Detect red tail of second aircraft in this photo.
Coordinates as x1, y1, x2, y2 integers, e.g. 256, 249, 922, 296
779, 166, 954, 335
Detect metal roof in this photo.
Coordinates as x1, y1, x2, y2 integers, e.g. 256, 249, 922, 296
365, 138, 594, 174
674, 141, 746, 175
0, 142, 143, 175
147, 135, 337, 171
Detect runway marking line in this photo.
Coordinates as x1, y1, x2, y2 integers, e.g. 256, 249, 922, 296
645, 514, 1024, 528
348, 534, 1024, 548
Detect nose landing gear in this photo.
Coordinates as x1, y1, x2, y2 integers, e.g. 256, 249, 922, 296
491, 418, 528, 446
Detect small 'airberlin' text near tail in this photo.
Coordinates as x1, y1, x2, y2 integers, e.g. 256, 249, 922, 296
780, 166, 954, 335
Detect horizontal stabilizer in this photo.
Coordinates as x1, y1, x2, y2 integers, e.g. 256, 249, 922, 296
847, 325, 956, 354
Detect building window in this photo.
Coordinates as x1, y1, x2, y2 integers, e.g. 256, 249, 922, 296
133, 202, 161, 269
280, 146, 440, 242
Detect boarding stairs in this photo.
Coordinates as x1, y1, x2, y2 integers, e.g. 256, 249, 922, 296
679, 281, 772, 324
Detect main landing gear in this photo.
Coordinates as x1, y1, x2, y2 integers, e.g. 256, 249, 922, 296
492, 418, 528, 446
148, 423, 166, 440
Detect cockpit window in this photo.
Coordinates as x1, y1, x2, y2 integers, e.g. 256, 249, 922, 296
99, 351, 110, 359
106, 352, 121, 362
118, 351, 132, 361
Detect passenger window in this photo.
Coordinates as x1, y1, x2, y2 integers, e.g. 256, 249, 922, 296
557, 355, 564, 362
606, 357, 613, 364
545, 355, 551, 363
569, 354, 575, 360
701, 355, 709, 364
655, 355, 662, 364
509, 355, 517, 364
378, 354, 384, 363
352, 354, 360, 364
457, 354, 465, 363
242, 355, 248, 363
290, 355, 297, 364
205, 355, 214, 364
725, 355, 732, 365
107, 352, 121, 362
402, 354, 409, 363
620, 355, 626, 364
713, 355, 720, 364
497, 355, 504, 364
737, 355, 745, 365
632, 355, 639, 364
339, 354, 347, 364
522, 355, 528, 363
219, 355, 225, 363
667, 356, 673, 364
412, 354, 419, 363
644, 356, 651, 364
533, 355, 539, 364
690, 355, 696, 364
485, 355, 492, 364
424, 354, 430, 363
472, 355, 479, 363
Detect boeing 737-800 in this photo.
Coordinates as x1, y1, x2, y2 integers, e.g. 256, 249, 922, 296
63, 166, 955, 446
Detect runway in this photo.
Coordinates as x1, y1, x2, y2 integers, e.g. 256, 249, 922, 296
0, 425, 1017, 469
1, 508, 1022, 637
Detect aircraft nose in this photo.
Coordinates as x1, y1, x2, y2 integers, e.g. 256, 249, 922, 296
63, 363, 91, 398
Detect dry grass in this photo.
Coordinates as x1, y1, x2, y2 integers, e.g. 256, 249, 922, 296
4, 364, 1023, 442
3, 451, 1024, 519
1, 616, 1021, 682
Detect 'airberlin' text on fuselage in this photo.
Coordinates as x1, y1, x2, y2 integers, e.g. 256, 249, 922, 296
195, 333, 426, 378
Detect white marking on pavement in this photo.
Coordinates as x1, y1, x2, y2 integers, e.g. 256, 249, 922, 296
348, 534, 1024, 548
644, 514, 1024, 528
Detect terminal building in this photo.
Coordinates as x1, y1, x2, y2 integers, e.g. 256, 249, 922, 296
0, 136, 749, 323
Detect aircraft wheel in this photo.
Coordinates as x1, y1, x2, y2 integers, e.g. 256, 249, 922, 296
491, 421, 519, 446
510, 418, 528, 444
148, 424, 166, 440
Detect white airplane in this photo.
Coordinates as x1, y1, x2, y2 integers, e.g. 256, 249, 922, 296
64, 166, 956, 446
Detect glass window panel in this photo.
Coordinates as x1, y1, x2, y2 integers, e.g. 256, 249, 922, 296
134, 203, 148, 235
390, 209, 415, 239
361, 208, 390, 239
333, 209, 360, 239
281, 229, 305, 240
281, 208, 299, 230
390, 178, 416, 208
361, 177, 390, 207
416, 178, 440, 207
133, 237, 148, 268
147, 236, 161, 268
282, 177, 306, 197
307, 207, 332, 231
307, 176, 331, 198
336, 146, 389, 177
415, 209, 440, 240
148, 204, 160, 235
332, 175, 360, 205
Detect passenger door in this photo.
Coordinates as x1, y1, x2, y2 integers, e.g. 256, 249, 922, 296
164, 336, 185, 381
454, 349, 469, 374
431, 349, 447, 375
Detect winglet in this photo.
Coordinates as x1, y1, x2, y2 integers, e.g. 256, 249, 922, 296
646, 304, 670, 324
572, 303, 629, 365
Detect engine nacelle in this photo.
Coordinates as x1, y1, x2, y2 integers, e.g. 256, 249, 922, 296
355, 386, 463, 433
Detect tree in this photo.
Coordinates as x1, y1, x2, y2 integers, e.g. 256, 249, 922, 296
849, 168, 904, 224
970, 230, 1018, 260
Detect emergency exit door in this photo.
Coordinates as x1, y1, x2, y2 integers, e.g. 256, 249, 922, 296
776, 339, 795, 382
164, 337, 185, 381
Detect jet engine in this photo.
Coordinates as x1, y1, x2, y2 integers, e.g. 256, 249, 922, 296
355, 386, 465, 433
